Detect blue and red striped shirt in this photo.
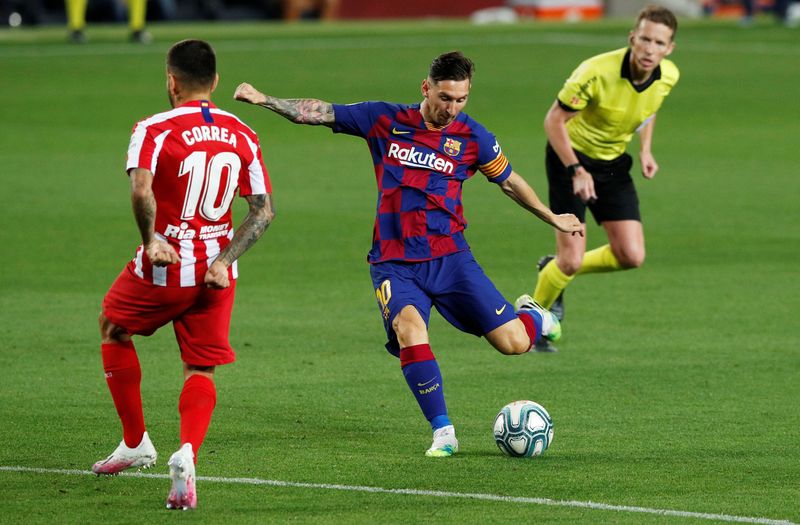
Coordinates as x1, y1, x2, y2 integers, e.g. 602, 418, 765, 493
332, 101, 512, 264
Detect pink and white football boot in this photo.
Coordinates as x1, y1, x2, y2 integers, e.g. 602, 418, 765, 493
165, 443, 197, 510
92, 432, 157, 475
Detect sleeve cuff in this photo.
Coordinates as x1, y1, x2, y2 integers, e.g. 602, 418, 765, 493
557, 99, 579, 112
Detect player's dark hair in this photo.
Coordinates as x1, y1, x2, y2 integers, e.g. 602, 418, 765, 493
429, 51, 474, 83
167, 39, 216, 90
635, 5, 678, 38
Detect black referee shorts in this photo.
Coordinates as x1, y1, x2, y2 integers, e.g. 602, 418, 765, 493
545, 143, 640, 225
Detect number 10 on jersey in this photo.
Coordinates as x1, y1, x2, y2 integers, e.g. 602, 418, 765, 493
179, 151, 241, 222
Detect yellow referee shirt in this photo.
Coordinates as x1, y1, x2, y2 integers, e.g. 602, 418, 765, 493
557, 47, 679, 161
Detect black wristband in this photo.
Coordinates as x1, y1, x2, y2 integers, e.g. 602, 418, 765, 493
565, 163, 582, 176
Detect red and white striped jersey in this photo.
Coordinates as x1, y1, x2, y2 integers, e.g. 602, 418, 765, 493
125, 99, 271, 287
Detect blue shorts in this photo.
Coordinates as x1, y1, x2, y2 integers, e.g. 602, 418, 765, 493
370, 250, 518, 357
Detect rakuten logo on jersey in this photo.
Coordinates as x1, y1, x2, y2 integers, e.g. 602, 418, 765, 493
387, 142, 454, 174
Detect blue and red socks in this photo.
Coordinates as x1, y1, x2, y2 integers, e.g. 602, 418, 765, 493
516, 310, 543, 350
101, 341, 146, 448
399, 344, 451, 430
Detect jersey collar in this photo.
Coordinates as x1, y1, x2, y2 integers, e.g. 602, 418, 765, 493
621, 49, 661, 93
178, 99, 217, 109
413, 103, 465, 132
177, 99, 216, 123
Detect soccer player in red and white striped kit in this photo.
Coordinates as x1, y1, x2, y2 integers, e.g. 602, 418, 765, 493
92, 39, 274, 510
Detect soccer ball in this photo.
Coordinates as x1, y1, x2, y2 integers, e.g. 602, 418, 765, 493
493, 400, 554, 457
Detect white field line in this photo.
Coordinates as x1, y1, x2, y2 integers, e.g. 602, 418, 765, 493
0, 32, 797, 59
1, 465, 796, 525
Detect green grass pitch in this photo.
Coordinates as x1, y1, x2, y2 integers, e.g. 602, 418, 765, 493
0, 17, 798, 524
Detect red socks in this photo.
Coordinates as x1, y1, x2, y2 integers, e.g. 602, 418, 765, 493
101, 341, 146, 448
102, 342, 217, 460
179, 374, 217, 461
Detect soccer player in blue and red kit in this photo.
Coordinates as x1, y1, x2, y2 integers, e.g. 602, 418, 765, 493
93, 40, 274, 508
235, 51, 581, 456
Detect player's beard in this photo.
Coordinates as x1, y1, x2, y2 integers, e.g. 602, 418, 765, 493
428, 109, 452, 128
432, 112, 454, 127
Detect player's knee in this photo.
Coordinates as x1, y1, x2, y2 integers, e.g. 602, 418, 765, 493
503, 338, 530, 355
98, 312, 128, 343
98, 312, 111, 336
391, 314, 406, 337
391, 308, 427, 347
492, 328, 530, 355
617, 247, 645, 269
497, 341, 529, 355
558, 255, 582, 275
185, 364, 215, 380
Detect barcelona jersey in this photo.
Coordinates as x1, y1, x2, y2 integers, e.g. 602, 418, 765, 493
332, 101, 512, 264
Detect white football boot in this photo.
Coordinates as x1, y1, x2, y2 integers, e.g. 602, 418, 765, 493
514, 294, 562, 342
92, 431, 157, 475
165, 443, 197, 510
425, 425, 459, 457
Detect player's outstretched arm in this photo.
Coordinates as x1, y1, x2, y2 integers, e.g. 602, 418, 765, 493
500, 171, 583, 236
129, 167, 180, 266
205, 193, 275, 289
234, 82, 335, 127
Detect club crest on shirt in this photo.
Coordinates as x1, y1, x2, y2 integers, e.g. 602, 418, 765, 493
443, 138, 462, 157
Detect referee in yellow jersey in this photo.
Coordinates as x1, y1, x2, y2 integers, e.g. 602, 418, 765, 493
528, 5, 679, 351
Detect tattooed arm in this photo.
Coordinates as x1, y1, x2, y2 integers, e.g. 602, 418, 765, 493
130, 167, 180, 266
204, 193, 275, 289
234, 82, 335, 127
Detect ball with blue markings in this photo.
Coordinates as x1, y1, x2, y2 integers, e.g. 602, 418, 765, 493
493, 400, 554, 457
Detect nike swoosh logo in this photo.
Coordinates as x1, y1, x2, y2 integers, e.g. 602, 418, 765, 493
392, 127, 411, 135
495, 305, 507, 315
417, 378, 437, 387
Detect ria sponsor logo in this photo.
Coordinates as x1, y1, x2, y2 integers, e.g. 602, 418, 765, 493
163, 221, 230, 241
387, 142, 454, 174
